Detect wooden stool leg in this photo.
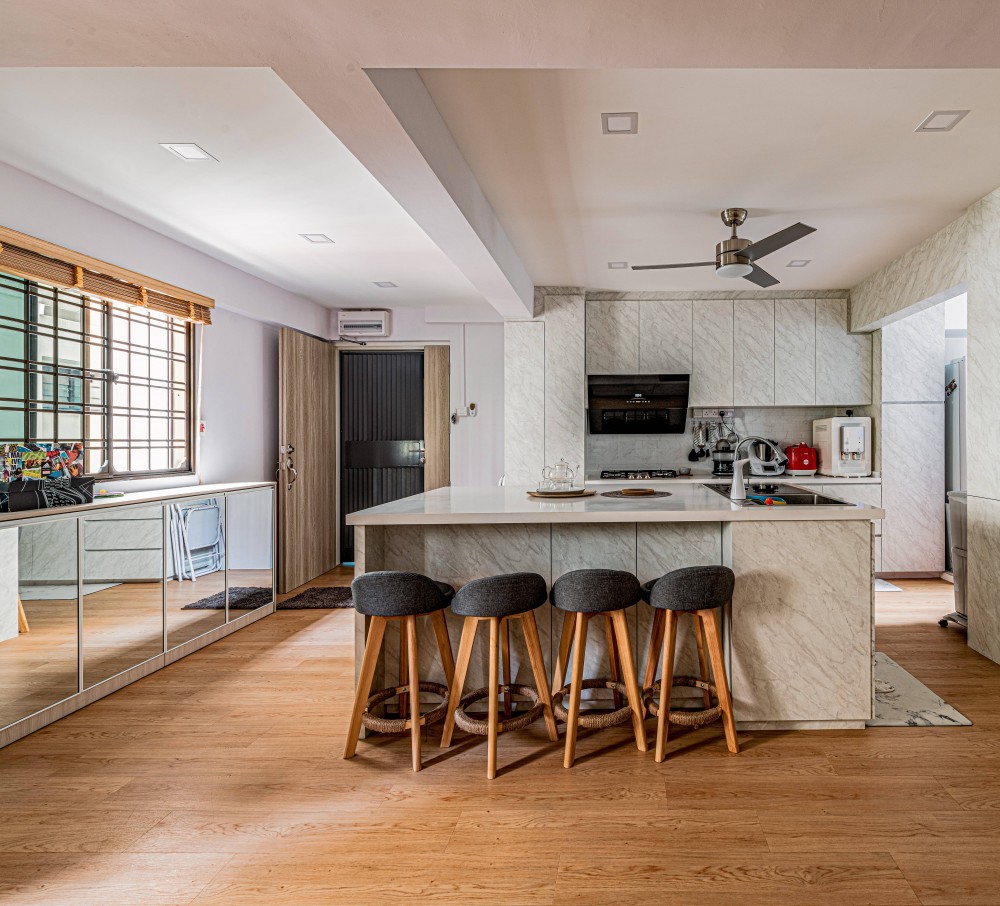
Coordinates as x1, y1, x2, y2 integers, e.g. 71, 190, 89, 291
344, 616, 387, 759
405, 615, 422, 772
521, 611, 560, 742
604, 614, 623, 710
700, 609, 739, 755
610, 609, 648, 753
500, 617, 513, 719
692, 612, 713, 709
642, 608, 665, 690
563, 613, 589, 768
654, 610, 678, 763
487, 617, 501, 779
552, 610, 575, 696
430, 610, 456, 689
398, 621, 409, 720
17, 598, 30, 634
441, 617, 478, 748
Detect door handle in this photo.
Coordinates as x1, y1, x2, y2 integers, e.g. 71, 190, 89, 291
417, 446, 426, 465
286, 458, 298, 491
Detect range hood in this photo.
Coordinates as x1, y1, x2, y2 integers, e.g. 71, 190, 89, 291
587, 374, 690, 435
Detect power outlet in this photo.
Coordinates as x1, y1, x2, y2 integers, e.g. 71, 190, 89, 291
692, 408, 734, 420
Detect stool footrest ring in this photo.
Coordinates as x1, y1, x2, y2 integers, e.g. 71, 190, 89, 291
361, 681, 450, 734
552, 677, 633, 730
453, 684, 545, 735
643, 676, 723, 727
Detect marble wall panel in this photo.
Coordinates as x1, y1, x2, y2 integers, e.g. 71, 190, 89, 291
585, 299, 639, 374
728, 520, 872, 722
816, 298, 872, 405
542, 293, 586, 469
774, 299, 816, 406
690, 299, 734, 406
881, 304, 946, 403
503, 320, 545, 484
880, 403, 945, 573
734, 299, 775, 407
636, 522, 723, 705
638, 299, 693, 373
967, 495, 1000, 663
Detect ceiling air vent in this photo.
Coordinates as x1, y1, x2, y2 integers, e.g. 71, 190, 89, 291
338, 310, 391, 338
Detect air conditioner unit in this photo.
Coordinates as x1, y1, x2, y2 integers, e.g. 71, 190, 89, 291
338, 310, 391, 338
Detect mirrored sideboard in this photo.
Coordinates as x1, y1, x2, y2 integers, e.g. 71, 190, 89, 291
0, 482, 276, 748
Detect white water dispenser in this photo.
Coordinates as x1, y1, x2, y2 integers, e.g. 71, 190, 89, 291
812, 416, 872, 477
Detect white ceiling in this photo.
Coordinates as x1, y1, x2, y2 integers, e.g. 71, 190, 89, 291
420, 68, 1000, 290
0, 67, 484, 311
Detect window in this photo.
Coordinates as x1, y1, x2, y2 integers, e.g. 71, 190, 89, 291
0, 270, 193, 477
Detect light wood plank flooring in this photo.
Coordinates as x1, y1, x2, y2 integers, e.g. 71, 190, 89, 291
1, 575, 998, 904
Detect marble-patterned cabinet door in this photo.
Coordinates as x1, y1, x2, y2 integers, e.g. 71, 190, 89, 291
690, 299, 735, 407
638, 299, 693, 373
585, 299, 639, 374
503, 319, 545, 484
774, 299, 816, 406
815, 298, 872, 405
734, 299, 775, 407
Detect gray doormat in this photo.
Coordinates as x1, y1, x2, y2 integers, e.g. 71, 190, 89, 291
868, 652, 971, 727
182, 585, 353, 610
875, 578, 902, 592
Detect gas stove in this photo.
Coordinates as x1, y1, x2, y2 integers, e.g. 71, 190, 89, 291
600, 469, 684, 480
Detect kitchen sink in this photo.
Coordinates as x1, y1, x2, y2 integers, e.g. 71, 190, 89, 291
702, 483, 852, 507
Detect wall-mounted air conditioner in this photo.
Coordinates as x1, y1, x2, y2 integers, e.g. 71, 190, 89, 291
337, 310, 391, 338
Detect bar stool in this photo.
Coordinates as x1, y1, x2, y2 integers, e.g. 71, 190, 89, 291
440, 572, 559, 779
642, 566, 739, 763
550, 569, 648, 768
344, 571, 457, 772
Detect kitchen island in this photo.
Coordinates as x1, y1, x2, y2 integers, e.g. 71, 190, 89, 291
347, 482, 884, 730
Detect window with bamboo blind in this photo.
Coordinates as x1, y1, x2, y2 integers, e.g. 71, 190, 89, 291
0, 226, 212, 478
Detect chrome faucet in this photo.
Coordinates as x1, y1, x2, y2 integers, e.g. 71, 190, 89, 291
729, 436, 789, 501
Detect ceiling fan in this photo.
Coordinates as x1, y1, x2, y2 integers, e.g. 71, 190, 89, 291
631, 208, 816, 288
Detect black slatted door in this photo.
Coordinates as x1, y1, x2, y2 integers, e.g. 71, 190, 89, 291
340, 350, 424, 562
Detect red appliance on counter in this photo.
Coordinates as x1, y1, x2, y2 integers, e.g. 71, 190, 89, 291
784, 443, 818, 476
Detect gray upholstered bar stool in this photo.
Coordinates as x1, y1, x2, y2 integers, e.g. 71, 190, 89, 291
550, 569, 648, 768
642, 566, 739, 763
344, 571, 456, 772
440, 573, 559, 780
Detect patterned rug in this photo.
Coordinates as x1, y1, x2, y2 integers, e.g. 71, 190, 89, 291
868, 652, 971, 727
182, 585, 353, 610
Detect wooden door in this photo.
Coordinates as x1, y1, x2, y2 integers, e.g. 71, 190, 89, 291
423, 345, 451, 492
278, 329, 337, 594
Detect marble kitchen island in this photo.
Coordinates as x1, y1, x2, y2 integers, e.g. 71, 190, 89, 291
348, 483, 884, 730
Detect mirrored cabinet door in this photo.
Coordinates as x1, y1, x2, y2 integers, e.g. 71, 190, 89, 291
1, 518, 80, 728
82, 504, 165, 688
225, 489, 274, 621
165, 496, 227, 648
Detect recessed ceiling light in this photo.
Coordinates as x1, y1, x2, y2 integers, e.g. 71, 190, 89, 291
608, 261, 629, 269
601, 112, 638, 135
299, 233, 335, 244
787, 259, 811, 268
159, 142, 217, 161
915, 110, 970, 133
374, 281, 397, 288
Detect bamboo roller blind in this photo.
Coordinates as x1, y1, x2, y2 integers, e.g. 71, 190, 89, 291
0, 225, 214, 324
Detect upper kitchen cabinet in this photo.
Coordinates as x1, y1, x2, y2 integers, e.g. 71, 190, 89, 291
815, 298, 872, 405
734, 299, 775, 407
775, 299, 816, 406
691, 299, 734, 407
586, 299, 638, 374
638, 299, 693, 373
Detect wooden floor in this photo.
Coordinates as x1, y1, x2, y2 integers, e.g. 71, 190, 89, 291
1, 574, 998, 905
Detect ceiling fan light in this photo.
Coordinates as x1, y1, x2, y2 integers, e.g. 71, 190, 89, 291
716, 262, 753, 278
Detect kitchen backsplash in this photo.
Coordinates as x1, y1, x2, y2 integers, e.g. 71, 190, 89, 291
585, 406, 837, 475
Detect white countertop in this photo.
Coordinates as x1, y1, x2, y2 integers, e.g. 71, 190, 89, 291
585, 474, 881, 485
0, 481, 274, 526
347, 483, 885, 526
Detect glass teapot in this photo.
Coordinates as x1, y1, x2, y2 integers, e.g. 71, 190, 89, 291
540, 458, 580, 491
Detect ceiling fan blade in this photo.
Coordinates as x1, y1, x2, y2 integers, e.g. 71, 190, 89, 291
631, 261, 716, 271
743, 264, 779, 288
742, 223, 816, 261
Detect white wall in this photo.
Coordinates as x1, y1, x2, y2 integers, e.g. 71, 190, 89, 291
331, 306, 505, 486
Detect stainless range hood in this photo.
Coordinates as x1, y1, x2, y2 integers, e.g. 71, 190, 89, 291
587, 373, 690, 435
